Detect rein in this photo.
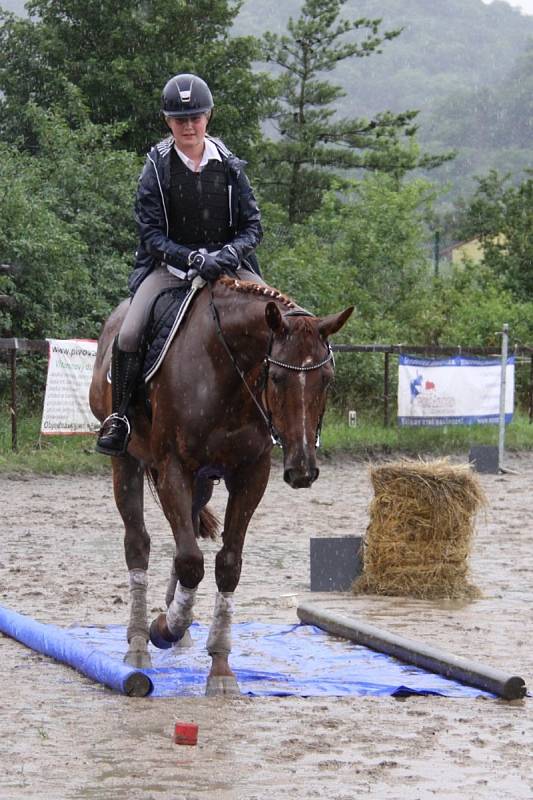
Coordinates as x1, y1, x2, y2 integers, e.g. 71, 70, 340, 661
208, 284, 277, 442
208, 285, 332, 448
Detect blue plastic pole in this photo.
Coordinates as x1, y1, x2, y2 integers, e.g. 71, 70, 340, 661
0, 605, 153, 697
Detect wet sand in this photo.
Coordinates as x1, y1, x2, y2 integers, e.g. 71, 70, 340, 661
0, 453, 532, 799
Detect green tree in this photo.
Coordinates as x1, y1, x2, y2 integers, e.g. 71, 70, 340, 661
260, 172, 533, 409
0, 0, 271, 159
265, 173, 434, 324
0, 106, 139, 341
260, 0, 452, 221
261, 172, 437, 404
456, 170, 533, 298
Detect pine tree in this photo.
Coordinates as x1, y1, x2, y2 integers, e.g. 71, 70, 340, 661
0, 0, 270, 158
261, 0, 452, 221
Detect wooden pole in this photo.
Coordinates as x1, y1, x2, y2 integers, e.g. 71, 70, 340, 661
297, 602, 526, 700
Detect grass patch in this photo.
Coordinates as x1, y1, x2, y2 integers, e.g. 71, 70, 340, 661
0, 414, 108, 475
2, 410, 533, 474
319, 410, 533, 457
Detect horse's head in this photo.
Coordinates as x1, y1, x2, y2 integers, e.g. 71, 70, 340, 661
264, 302, 354, 489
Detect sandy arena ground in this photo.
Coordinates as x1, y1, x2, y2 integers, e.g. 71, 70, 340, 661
0, 452, 532, 800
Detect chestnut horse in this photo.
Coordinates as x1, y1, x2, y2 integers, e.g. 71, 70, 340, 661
89, 271, 353, 696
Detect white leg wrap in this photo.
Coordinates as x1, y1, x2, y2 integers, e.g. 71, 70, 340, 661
128, 569, 148, 641
166, 582, 197, 639
206, 592, 234, 656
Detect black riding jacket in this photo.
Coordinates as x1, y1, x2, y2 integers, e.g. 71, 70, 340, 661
128, 135, 263, 295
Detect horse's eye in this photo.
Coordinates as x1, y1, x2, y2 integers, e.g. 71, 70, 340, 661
270, 371, 283, 385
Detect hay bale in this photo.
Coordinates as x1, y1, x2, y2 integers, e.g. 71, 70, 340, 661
353, 458, 487, 600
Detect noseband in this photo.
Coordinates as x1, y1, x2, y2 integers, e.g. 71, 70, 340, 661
208, 291, 333, 447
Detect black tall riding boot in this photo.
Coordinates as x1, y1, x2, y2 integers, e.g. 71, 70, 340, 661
95, 339, 142, 457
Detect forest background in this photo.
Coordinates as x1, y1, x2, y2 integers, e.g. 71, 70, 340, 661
0, 0, 532, 414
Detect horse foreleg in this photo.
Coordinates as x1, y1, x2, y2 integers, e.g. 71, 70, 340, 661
206, 454, 271, 697
149, 456, 203, 649
163, 475, 214, 606
112, 454, 151, 668
160, 476, 215, 650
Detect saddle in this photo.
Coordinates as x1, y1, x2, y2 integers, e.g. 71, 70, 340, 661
142, 280, 203, 382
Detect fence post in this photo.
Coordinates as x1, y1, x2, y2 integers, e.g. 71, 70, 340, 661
529, 353, 533, 424
433, 230, 441, 278
497, 324, 509, 471
10, 343, 18, 452
383, 351, 390, 427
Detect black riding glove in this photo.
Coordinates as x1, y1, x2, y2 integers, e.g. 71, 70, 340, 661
216, 245, 240, 273
188, 251, 222, 282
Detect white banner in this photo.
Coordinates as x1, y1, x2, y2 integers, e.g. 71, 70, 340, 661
41, 339, 100, 435
398, 355, 514, 426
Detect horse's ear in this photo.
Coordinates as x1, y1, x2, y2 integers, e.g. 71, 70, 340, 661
317, 306, 354, 339
265, 302, 288, 335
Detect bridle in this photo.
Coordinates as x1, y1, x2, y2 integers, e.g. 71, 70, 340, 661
208, 288, 334, 447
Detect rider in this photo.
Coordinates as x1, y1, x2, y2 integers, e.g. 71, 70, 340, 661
95, 73, 263, 457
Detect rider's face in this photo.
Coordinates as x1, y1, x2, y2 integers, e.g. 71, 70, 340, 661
166, 113, 209, 152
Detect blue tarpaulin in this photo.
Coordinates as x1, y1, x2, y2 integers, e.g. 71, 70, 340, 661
66, 621, 492, 698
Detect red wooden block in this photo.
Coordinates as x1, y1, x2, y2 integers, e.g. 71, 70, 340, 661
173, 722, 198, 745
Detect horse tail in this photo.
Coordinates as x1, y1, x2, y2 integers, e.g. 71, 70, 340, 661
199, 506, 219, 540
145, 467, 159, 503
145, 467, 219, 540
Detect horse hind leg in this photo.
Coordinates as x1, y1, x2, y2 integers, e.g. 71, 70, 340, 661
113, 454, 152, 668
127, 569, 151, 667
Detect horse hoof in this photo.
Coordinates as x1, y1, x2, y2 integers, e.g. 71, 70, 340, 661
124, 634, 152, 668
205, 675, 241, 697
149, 614, 174, 650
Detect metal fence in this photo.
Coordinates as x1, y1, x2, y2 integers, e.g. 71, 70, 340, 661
1, 338, 48, 450
2, 337, 533, 451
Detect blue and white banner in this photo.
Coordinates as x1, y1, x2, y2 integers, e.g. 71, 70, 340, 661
398, 354, 514, 427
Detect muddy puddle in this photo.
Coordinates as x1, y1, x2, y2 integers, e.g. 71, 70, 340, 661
1, 454, 532, 799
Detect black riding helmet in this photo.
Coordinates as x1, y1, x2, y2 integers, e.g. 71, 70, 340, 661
161, 73, 214, 118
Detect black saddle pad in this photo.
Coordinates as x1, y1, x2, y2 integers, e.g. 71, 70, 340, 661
142, 286, 190, 380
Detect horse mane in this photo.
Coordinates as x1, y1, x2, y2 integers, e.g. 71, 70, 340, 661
219, 275, 297, 309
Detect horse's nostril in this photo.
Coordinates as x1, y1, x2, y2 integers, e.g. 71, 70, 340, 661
284, 467, 320, 488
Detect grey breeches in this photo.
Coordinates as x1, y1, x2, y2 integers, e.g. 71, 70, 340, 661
118, 264, 264, 353
118, 266, 187, 352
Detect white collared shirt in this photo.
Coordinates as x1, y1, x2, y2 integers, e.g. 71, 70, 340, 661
174, 137, 222, 173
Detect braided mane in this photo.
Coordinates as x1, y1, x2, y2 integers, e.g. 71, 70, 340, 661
219, 275, 297, 309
